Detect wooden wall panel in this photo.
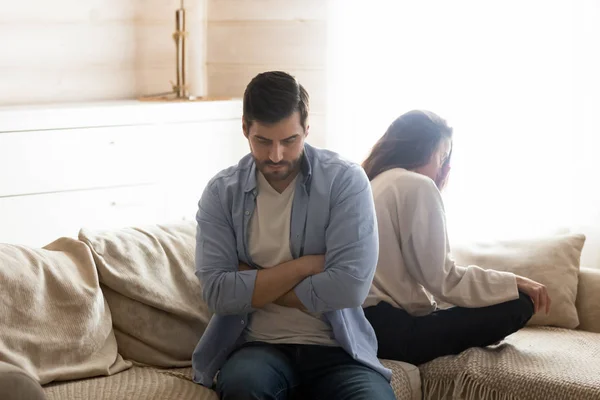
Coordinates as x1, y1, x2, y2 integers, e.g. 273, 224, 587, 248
208, 0, 327, 21
207, 0, 329, 147
207, 65, 326, 113
207, 21, 326, 67
0, 0, 207, 106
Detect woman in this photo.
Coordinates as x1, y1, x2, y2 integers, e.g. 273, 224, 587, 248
362, 110, 551, 365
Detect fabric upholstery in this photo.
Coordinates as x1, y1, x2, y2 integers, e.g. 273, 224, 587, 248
381, 359, 422, 400
450, 233, 585, 328
50, 363, 417, 400
0, 361, 46, 400
0, 238, 130, 385
44, 367, 217, 400
420, 327, 600, 400
79, 221, 211, 367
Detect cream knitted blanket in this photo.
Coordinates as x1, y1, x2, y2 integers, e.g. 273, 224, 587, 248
420, 327, 600, 400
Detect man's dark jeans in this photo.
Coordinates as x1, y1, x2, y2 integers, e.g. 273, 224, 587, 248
216, 342, 396, 400
364, 291, 535, 365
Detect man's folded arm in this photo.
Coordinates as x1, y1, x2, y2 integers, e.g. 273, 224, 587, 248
197, 183, 317, 314
196, 183, 256, 315
293, 165, 379, 314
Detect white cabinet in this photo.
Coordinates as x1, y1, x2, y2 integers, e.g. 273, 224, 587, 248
0, 185, 166, 247
0, 99, 246, 247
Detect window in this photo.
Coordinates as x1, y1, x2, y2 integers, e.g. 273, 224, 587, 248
327, 0, 600, 265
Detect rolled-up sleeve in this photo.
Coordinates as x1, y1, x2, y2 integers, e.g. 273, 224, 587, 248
195, 181, 257, 315
294, 165, 379, 313
402, 178, 518, 308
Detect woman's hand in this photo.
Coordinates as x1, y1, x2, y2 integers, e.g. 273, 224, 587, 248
515, 275, 551, 314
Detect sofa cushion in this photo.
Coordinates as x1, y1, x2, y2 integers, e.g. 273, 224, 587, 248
420, 327, 600, 400
0, 238, 131, 385
43, 367, 217, 400
450, 233, 585, 328
79, 221, 211, 367
0, 361, 46, 400
576, 267, 600, 334
381, 359, 421, 400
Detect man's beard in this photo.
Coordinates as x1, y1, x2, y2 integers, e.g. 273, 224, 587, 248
256, 156, 302, 182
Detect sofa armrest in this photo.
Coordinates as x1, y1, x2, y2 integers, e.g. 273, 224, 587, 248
576, 267, 600, 333
0, 362, 46, 400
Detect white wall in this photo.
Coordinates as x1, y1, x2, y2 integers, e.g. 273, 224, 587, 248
0, 0, 207, 106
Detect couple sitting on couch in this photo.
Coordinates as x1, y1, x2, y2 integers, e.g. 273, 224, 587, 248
192, 71, 551, 400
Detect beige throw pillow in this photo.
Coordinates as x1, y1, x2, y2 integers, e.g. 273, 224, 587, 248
0, 238, 131, 385
450, 233, 586, 329
79, 221, 211, 367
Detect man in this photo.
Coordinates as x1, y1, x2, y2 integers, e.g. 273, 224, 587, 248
192, 71, 395, 400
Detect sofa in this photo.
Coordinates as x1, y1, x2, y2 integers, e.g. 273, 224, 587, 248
1, 221, 599, 400
421, 233, 600, 400
0, 221, 420, 400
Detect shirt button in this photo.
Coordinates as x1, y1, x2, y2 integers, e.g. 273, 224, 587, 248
245, 211, 250, 216
241, 320, 245, 325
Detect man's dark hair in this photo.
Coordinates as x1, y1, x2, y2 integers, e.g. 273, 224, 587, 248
243, 71, 309, 130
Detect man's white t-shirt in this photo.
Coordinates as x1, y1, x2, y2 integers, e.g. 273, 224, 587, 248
244, 172, 337, 346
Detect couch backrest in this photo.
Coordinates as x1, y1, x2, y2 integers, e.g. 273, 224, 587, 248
78, 221, 212, 368
0, 238, 131, 385
576, 267, 600, 334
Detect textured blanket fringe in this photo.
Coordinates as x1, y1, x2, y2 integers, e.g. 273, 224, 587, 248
453, 372, 519, 400
422, 377, 455, 400
424, 372, 521, 400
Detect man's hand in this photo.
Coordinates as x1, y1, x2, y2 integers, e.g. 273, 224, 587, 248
274, 290, 308, 311
516, 275, 551, 314
240, 255, 324, 310
273, 255, 325, 310
239, 262, 253, 271
249, 254, 326, 309
239, 255, 324, 274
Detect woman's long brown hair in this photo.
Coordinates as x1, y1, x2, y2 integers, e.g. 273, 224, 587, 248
362, 110, 453, 181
